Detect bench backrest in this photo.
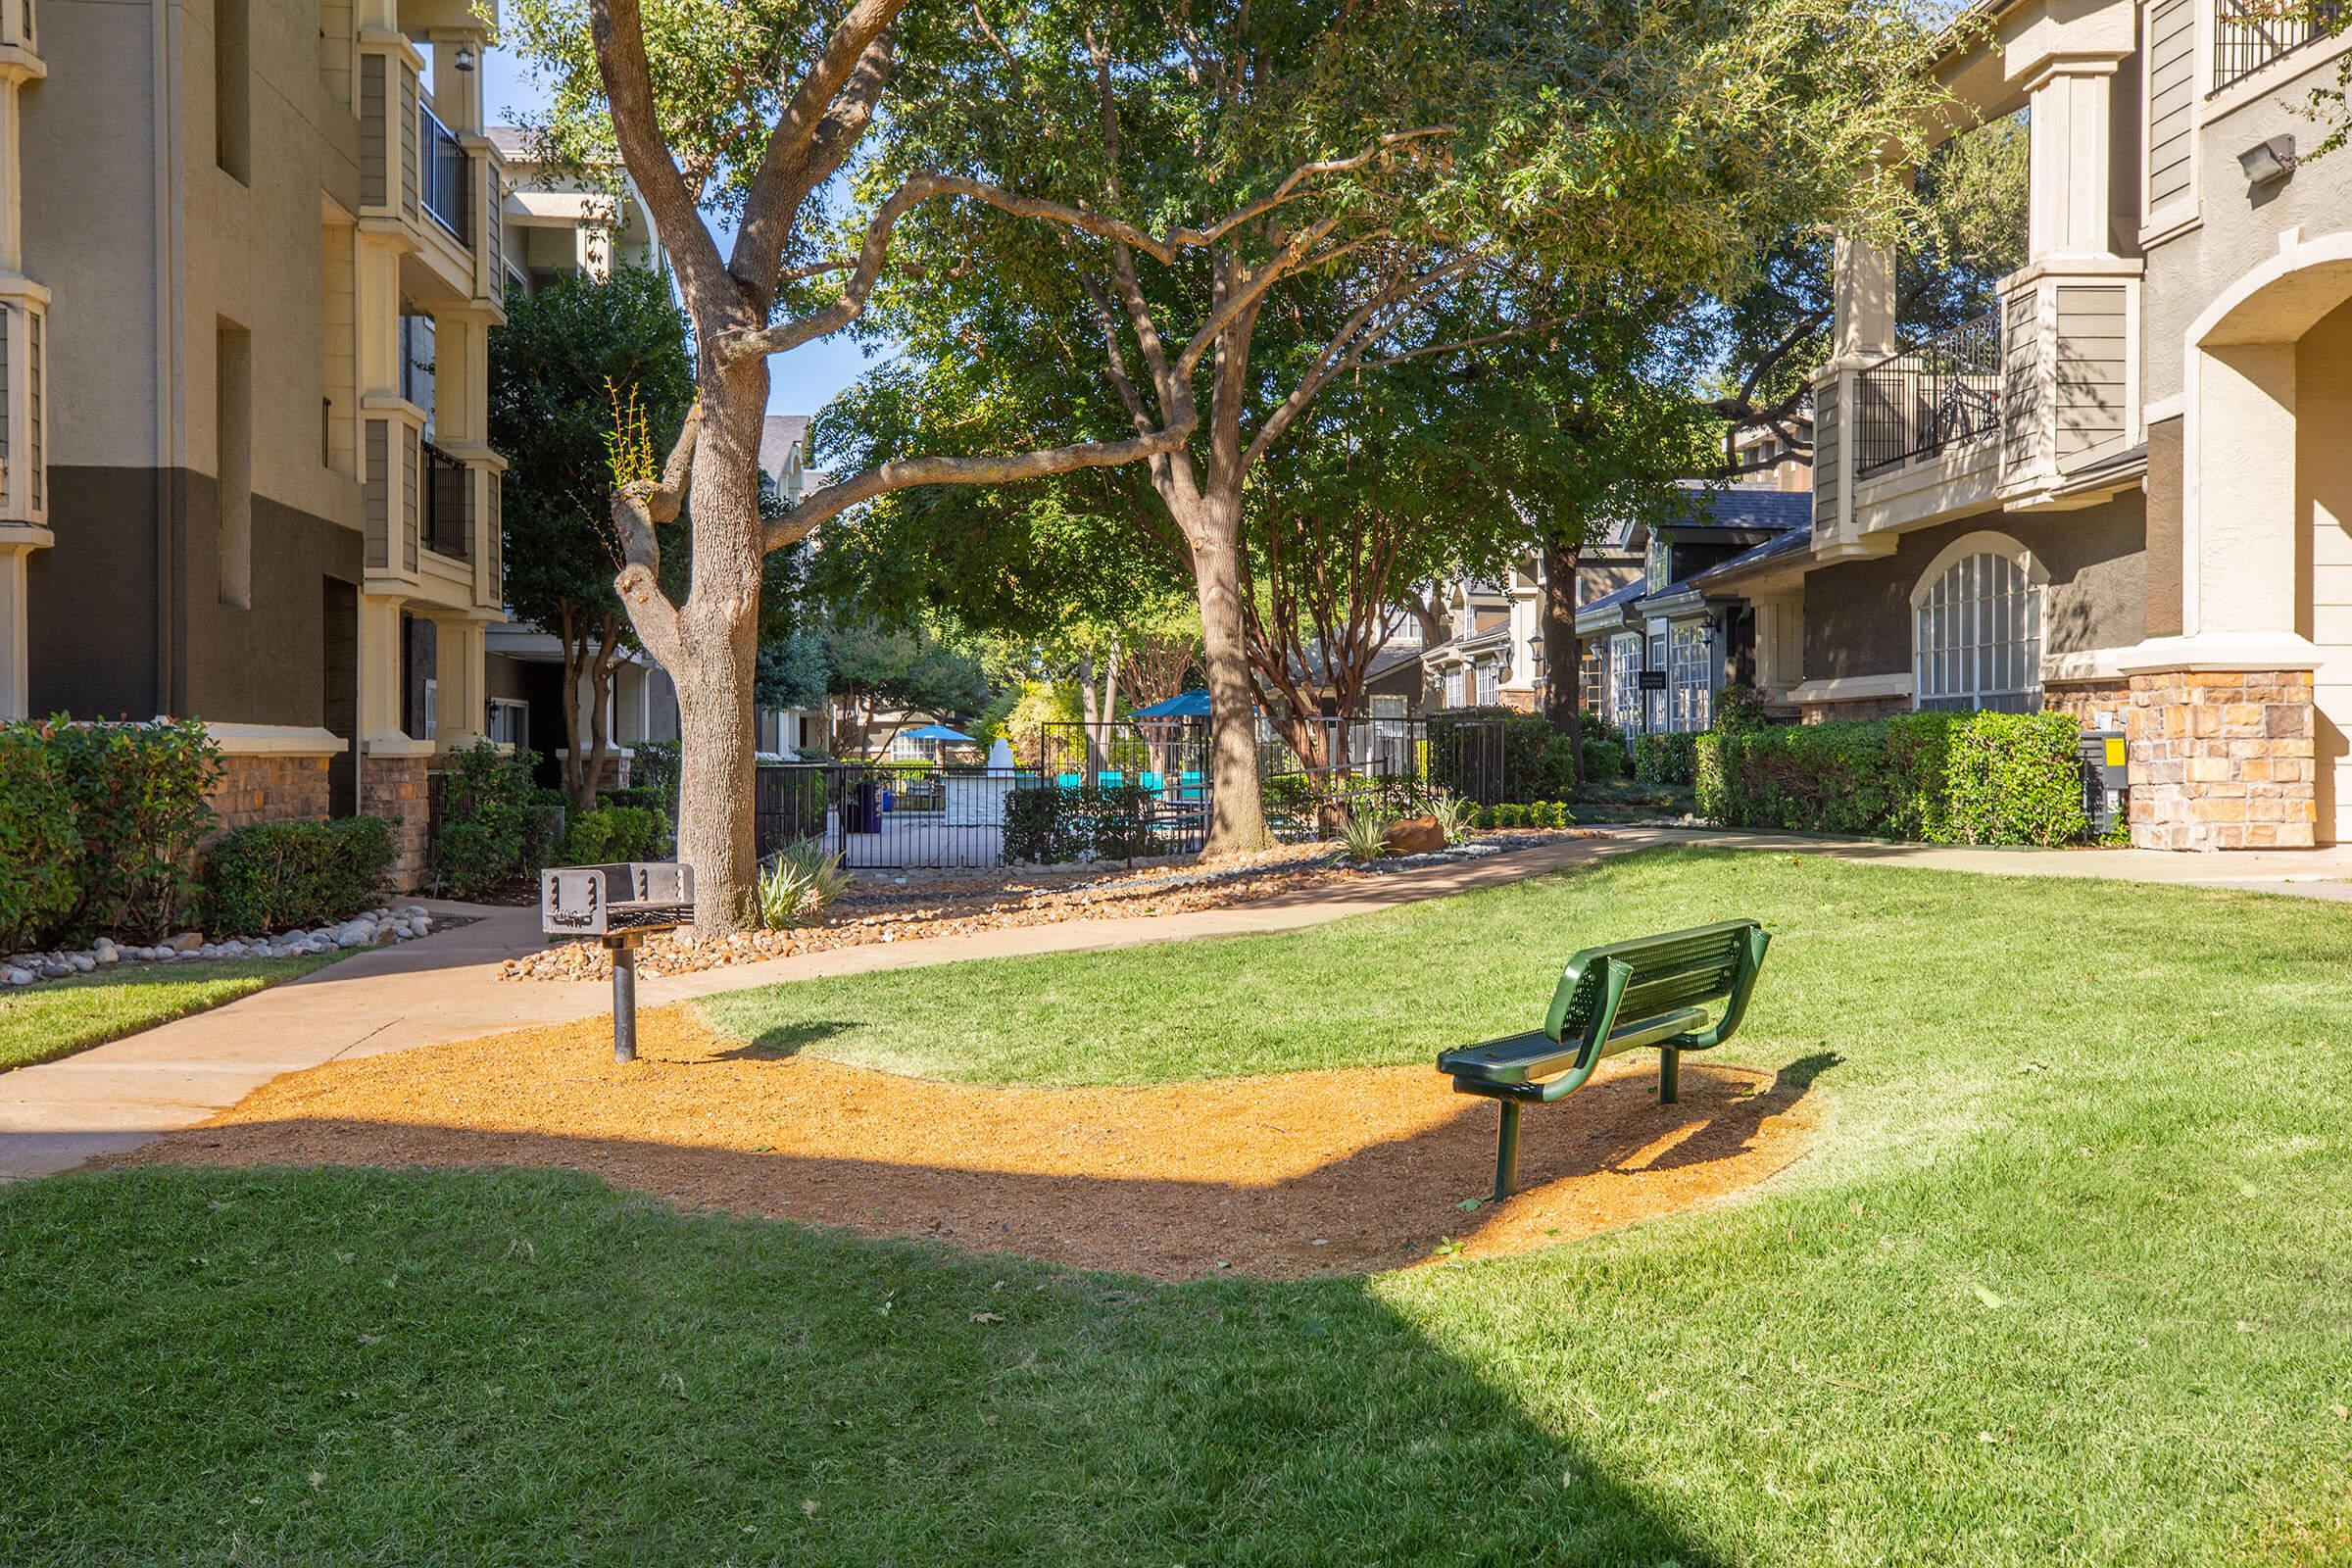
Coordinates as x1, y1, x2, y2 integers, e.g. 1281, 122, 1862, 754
1543, 918, 1766, 1044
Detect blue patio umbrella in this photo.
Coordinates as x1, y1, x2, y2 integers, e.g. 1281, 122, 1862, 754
903, 722, 976, 744
1130, 690, 1213, 718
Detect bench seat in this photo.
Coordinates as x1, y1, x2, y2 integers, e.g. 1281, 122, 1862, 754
1437, 918, 1771, 1202
1439, 1008, 1711, 1101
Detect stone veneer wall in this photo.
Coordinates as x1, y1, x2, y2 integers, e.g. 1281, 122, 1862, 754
2122, 668, 2315, 851
204, 754, 332, 837
362, 754, 433, 892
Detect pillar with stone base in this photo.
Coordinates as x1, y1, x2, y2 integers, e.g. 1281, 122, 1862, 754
2124, 666, 2316, 851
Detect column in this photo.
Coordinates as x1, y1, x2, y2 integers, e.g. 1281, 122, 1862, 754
0, 540, 30, 719
431, 612, 490, 751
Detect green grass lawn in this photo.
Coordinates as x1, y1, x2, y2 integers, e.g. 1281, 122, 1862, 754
0, 954, 346, 1072
5, 849, 2351, 1565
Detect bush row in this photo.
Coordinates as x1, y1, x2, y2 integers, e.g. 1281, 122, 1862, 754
1473, 801, 1577, 829
1004, 782, 1160, 863
1632, 732, 1698, 786
561, 804, 668, 866
1694, 709, 2087, 846
432, 743, 566, 901
202, 817, 395, 934
0, 717, 222, 950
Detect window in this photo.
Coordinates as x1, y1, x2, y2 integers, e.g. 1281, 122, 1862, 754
1608, 632, 1644, 733
1645, 631, 1668, 731
1645, 536, 1671, 592
1476, 662, 1499, 707
419, 676, 439, 741
216, 322, 252, 608
1443, 668, 1465, 709
486, 698, 528, 750
1579, 641, 1606, 716
1914, 547, 2042, 712
1669, 622, 1713, 733
215, 0, 250, 182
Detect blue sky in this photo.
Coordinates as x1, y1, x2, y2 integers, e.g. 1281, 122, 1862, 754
483, 44, 884, 419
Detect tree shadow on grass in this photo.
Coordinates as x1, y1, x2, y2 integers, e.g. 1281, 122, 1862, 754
125, 1054, 1830, 1279
0, 1163, 1741, 1566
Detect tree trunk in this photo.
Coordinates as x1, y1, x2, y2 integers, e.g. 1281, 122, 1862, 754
1189, 509, 1271, 855
582, 619, 620, 814
664, 367, 766, 933
1539, 533, 1586, 788
1077, 653, 1105, 775
559, 607, 594, 812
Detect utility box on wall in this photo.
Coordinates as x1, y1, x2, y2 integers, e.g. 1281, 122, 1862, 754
2079, 728, 2129, 838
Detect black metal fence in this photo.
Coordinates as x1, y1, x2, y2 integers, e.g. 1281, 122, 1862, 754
2214, 0, 2337, 91
1854, 311, 2002, 476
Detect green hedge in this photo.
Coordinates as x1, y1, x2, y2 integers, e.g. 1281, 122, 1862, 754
1695, 709, 2087, 846
1004, 782, 1158, 863
1631, 732, 1698, 786
202, 816, 394, 935
1472, 801, 1577, 829
0, 716, 220, 949
432, 743, 565, 901
560, 805, 668, 866
0, 726, 80, 952
1425, 708, 1579, 803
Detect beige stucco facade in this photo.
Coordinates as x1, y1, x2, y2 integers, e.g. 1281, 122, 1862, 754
5, 0, 507, 862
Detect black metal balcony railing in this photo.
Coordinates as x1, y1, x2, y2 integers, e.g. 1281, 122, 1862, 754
421, 440, 471, 562
419, 103, 469, 242
2215, 0, 2341, 91
1853, 311, 2002, 477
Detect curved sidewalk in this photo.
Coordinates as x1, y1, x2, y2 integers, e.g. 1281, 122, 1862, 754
0, 833, 1655, 1180
10, 823, 2350, 1182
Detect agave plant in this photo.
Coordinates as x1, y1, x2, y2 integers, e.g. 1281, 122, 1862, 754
1339, 808, 1392, 864
1430, 793, 1479, 845
755, 838, 854, 928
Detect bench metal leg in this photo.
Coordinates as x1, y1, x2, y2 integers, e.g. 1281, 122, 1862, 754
1493, 1101, 1521, 1203
1659, 1047, 1680, 1105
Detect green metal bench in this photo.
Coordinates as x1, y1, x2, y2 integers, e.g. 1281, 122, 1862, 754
1437, 918, 1771, 1202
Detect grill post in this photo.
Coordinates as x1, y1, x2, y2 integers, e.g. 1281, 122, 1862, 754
608, 934, 639, 1063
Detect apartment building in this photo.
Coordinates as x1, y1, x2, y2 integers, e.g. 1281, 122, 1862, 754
0, 0, 509, 884
1676, 0, 2352, 850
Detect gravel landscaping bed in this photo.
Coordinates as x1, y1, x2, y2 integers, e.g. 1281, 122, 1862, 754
5, 906, 450, 990
500, 831, 1594, 982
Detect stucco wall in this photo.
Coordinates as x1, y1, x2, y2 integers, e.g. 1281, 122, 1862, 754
1801, 492, 2148, 682
2139, 41, 2352, 403
25, 467, 360, 725
2144, 416, 2184, 638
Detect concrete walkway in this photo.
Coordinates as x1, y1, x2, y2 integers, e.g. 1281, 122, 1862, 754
8, 823, 2352, 1181
0, 835, 1649, 1179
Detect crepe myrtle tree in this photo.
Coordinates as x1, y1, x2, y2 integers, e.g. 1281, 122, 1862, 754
506, 0, 1549, 927
843, 0, 1952, 854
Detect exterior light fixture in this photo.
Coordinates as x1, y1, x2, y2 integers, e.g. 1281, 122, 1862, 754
2238, 134, 2295, 185
454, 40, 478, 72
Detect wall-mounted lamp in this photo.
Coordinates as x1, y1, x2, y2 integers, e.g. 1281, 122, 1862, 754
454, 40, 478, 72
2238, 134, 2296, 186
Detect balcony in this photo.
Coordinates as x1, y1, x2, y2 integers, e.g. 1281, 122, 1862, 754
1852, 312, 2001, 477
420, 439, 470, 562
419, 103, 469, 244
2214, 0, 2341, 92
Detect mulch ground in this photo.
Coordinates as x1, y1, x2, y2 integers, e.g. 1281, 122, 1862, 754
123, 1007, 1823, 1282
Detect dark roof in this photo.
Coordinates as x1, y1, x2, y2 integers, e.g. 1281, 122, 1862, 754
1289, 642, 1425, 684
1665, 486, 1813, 534
1574, 577, 1648, 633
1686, 524, 1815, 588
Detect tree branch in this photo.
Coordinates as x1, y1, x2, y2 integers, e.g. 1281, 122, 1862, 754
730, 0, 904, 290
609, 403, 701, 668
588, 0, 728, 300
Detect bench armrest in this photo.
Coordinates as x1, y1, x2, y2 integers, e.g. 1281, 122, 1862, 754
1676, 925, 1771, 1051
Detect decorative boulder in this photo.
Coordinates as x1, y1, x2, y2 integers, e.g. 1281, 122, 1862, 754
1381, 814, 1446, 856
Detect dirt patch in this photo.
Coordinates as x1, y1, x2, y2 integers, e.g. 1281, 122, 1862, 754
122, 1007, 1824, 1281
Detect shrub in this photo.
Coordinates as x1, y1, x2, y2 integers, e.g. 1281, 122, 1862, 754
1632, 732, 1698, 787
1941, 710, 2089, 846
202, 816, 393, 935
1004, 782, 1158, 863
432, 743, 564, 901
1697, 708, 2086, 847
630, 740, 682, 810
755, 839, 853, 928
1427, 707, 1571, 804
1430, 794, 1478, 844
560, 805, 667, 866
1580, 726, 1626, 781
0, 726, 79, 952
0, 716, 220, 946
1472, 805, 1496, 829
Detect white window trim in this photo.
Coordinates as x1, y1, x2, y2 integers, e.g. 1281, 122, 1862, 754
1910, 530, 2050, 712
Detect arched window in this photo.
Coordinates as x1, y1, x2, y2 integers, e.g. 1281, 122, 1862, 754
1913, 540, 2043, 712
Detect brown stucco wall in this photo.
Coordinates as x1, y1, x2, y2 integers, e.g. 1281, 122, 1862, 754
1800, 492, 2148, 682
27, 467, 361, 726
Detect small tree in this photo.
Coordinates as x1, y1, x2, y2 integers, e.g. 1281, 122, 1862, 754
488, 268, 693, 811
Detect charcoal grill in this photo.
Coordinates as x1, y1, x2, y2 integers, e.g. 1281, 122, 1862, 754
541, 861, 695, 1062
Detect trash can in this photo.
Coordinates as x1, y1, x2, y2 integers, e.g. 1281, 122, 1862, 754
845, 777, 882, 834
